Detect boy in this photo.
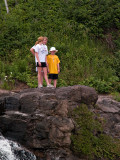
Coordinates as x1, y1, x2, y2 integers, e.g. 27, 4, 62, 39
47, 47, 60, 88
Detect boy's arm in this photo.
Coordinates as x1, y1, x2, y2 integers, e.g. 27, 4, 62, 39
57, 57, 60, 73
30, 48, 35, 56
46, 56, 49, 72
47, 64, 49, 73
57, 63, 60, 73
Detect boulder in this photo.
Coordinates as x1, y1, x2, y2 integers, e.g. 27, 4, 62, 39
96, 95, 120, 138
0, 85, 98, 159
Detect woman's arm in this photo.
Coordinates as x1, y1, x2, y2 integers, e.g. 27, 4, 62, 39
35, 52, 41, 66
30, 48, 35, 56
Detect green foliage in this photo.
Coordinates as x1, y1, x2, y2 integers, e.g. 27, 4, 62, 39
81, 76, 119, 93
71, 104, 120, 160
0, 46, 37, 89
111, 92, 120, 102
0, 70, 15, 90
113, 51, 120, 78
64, 0, 120, 37
0, 0, 120, 92
57, 38, 119, 92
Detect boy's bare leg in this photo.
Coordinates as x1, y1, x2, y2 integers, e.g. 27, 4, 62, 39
53, 79, 57, 88
48, 79, 52, 84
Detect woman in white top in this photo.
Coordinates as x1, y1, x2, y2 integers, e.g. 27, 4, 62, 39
30, 37, 48, 85
35, 37, 53, 88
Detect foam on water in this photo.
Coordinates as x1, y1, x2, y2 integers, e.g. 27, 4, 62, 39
0, 136, 16, 160
0, 136, 36, 160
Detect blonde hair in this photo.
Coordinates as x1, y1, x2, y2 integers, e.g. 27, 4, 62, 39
35, 36, 44, 45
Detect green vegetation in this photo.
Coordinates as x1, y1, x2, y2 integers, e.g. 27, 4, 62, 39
1, 1, 120, 159
0, 0, 120, 93
71, 104, 120, 160
111, 92, 120, 102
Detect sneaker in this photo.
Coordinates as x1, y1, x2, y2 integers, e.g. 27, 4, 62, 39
47, 84, 54, 87
38, 84, 43, 88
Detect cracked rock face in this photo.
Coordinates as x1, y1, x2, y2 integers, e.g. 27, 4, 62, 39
96, 95, 120, 138
0, 86, 120, 159
0, 85, 98, 159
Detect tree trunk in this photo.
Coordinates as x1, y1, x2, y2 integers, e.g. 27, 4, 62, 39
4, 0, 9, 13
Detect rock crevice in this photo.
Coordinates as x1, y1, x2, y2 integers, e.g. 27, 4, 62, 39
0, 86, 119, 159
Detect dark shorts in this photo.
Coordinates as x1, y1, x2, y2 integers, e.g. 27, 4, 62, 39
36, 62, 47, 67
48, 74, 58, 80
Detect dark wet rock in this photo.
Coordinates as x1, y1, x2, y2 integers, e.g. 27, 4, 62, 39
2, 85, 116, 160
96, 95, 120, 138
0, 86, 120, 159
0, 97, 5, 115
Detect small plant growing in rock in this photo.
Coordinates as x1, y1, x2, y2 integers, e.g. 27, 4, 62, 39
111, 92, 120, 102
71, 104, 120, 160
0, 72, 15, 90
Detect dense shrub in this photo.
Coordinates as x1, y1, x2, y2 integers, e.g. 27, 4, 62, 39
71, 104, 120, 160
0, 0, 120, 92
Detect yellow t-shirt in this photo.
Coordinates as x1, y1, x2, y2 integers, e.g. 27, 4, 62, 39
47, 55, 60, 74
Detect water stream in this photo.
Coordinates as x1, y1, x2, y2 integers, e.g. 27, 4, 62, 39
0, 135, 36, 160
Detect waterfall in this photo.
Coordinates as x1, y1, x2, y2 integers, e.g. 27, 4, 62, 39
0, 136, 15, 160
0, 135, 36, 160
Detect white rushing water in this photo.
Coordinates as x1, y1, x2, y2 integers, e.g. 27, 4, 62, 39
0, 136, 36, 160
0, 136, 16, 160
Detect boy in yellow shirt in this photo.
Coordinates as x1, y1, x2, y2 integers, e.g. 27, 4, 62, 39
47, 47, 60, 88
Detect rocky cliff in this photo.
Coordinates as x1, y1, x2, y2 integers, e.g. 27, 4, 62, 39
0, 85, 120, 160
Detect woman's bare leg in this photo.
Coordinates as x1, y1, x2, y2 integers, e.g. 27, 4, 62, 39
41, 70, 44, 85
43, 67, 49, 85
37, 67, 43, 86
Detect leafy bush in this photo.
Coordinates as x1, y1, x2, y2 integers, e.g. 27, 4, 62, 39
111, 92, 120, 102
64, 0, 120, 37
81, 76, 119, 93
0, 0, 120, 92
71, 104, 120, 160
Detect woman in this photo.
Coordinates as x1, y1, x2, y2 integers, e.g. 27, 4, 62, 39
35, 36, 53, 88
30, 37, 48, 86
